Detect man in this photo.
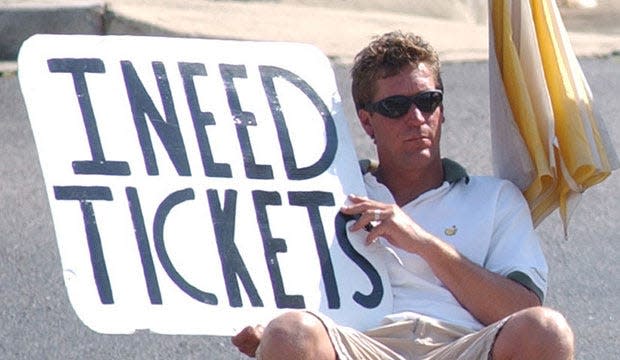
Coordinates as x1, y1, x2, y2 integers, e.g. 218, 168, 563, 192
232, 31, 574, 359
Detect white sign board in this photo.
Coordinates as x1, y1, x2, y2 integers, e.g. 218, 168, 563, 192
18, 35, 391, 335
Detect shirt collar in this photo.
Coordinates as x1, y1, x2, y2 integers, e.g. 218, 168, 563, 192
358, 158, 469, 185
442, 158, 470, 184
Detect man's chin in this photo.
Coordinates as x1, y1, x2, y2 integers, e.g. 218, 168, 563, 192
407, 148, 434, 160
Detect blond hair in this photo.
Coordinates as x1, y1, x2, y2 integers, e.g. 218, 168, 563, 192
351, 31, 443, 111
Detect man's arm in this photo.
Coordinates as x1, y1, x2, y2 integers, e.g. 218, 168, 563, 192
342, 194, 540, 326
416, 237, 541, 325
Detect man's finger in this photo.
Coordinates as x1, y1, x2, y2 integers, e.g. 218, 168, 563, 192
231, 325, 263, 357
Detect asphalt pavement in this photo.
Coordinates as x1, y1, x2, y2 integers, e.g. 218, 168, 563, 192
1, 0, 619, 359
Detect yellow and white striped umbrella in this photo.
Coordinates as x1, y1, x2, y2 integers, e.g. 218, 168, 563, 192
489, 0, 619, 234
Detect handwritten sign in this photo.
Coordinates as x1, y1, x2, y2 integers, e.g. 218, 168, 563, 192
18, 35, 391, 335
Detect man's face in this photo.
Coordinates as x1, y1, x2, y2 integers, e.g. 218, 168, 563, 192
359, 63, 443, 172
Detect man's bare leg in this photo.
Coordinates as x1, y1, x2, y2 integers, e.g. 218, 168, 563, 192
232, 311, 337, 359
257, 311, 337, 360
491, 307, 574, 360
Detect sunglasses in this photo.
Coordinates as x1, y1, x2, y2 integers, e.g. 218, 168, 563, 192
364, 90, 443, 118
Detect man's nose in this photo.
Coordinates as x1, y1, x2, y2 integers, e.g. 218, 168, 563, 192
404, 104, 427, 125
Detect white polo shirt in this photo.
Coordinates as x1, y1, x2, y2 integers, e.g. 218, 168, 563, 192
363, 162, 548, 331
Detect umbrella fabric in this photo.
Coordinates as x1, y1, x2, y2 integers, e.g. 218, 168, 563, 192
488, 0, 618, 234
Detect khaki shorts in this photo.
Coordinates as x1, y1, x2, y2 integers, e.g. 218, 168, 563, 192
314, 312, 510, 360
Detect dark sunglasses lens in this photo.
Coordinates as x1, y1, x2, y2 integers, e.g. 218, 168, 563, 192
378, 96, 412, 118
414, 91, 443, 113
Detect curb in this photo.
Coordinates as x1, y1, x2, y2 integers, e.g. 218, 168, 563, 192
0, 1, 107, 60
1, 1, 619, 65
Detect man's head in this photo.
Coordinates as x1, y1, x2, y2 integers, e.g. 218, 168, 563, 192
351, 31, 445, 180
351, 31, 443, 112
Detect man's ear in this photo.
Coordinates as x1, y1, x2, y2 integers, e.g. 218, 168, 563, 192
358, 108, 375, 139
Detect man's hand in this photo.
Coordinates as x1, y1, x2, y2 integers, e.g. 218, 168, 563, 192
231, 325, 264, 358
340, 194, 433, 254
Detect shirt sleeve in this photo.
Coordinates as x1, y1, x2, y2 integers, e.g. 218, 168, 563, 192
484, 180, 548, 302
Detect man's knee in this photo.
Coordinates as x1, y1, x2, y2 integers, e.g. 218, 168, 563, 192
259, 311, 336, 360
529, 307, 574, 352
493, 307, 574, 359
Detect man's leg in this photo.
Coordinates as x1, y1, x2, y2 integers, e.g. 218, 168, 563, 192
257, 311, 337, 360
491, 307, 574, 360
